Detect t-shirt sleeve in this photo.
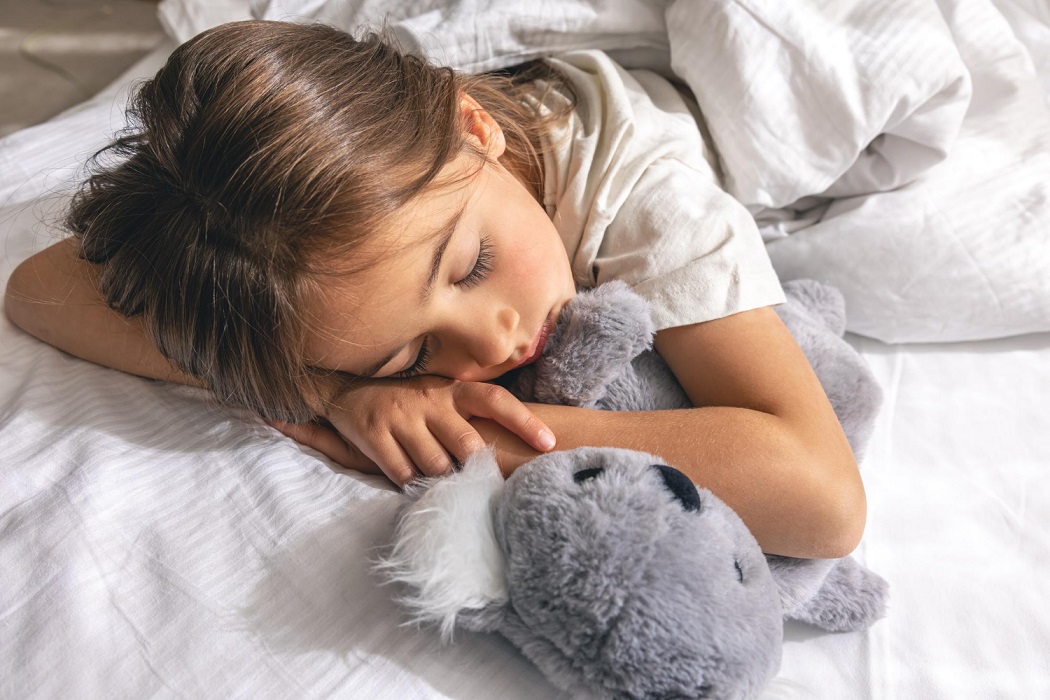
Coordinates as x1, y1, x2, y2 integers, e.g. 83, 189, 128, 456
541, 50, 785, 328
593, 156, 785, 331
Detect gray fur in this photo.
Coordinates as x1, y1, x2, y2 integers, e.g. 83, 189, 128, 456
492, 448, 784, 699
386, 279, 889, 699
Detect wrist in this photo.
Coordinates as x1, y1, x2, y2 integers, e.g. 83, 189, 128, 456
470, 417, 542, 477
470, 403, 608, 476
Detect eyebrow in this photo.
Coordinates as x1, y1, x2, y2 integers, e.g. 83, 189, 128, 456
353, 206, 466, 379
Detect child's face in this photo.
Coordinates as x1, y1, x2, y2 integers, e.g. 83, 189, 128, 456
303, 150, 577, 384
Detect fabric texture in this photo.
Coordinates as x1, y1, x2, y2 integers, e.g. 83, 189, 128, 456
537, 50, 785, 332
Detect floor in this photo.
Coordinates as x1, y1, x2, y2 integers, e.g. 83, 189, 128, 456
0, 0, 164, 138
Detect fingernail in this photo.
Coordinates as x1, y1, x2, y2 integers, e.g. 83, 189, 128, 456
538, 429, 556, 451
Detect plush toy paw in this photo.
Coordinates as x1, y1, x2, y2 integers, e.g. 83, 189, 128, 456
771, 555, 890, 632
780, 279, 847, 336
761, 550, 889, 637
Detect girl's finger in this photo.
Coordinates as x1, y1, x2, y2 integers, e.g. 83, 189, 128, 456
392, 426, 457, 478
361, 434, 421, 489
460, 384, 557, 452
428, 415, 487, 465
270, 419, 370, 471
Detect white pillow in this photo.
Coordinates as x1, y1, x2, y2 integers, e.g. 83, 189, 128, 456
157, 0, 258, 42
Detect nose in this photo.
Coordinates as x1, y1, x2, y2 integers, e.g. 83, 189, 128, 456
443, 301, 519, 374
651, 463, 702, 512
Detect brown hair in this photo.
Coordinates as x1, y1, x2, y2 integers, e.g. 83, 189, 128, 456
66, 20, 574, 423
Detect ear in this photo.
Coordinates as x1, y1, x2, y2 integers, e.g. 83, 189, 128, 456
459, 92, 506, 159
374, 446, 510, 641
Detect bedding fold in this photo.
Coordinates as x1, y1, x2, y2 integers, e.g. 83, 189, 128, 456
765, 0, 1050, 342
666, 0, 972, 210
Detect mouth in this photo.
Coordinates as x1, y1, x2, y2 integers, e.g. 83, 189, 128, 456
513, 310, 556, 369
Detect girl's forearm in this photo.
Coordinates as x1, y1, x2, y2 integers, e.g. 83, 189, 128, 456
5, 238, 205, 388
471, 403, 864, 560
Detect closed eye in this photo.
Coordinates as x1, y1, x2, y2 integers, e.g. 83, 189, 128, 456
458, 235, 493, 289
734, 560, 744, 583
391, 338, 433, 379
392, 235, 494, 379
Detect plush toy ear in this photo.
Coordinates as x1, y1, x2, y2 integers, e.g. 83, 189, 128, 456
768, 555, 889, 632
374, 447, 510, 641
514, 280, 655, 407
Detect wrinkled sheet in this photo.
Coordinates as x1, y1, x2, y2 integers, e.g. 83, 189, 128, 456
3, 6, 1050, 699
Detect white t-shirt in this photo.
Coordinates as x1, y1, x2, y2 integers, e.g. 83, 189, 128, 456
535, 50, 785, 331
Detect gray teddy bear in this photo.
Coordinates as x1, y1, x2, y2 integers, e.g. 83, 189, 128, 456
376, 280, 888, 700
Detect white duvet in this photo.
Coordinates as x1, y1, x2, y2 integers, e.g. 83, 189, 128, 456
3, 1, 1050, 698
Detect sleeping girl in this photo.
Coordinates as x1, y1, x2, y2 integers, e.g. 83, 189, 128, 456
4, 20, 864, 560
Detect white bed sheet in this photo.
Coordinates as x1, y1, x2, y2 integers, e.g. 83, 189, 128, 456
2, 23, 1050, 700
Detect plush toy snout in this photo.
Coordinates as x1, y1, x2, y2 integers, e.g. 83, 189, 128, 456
651, 463, 703, 512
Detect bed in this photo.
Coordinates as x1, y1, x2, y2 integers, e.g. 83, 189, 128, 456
2, 1, 1049, 697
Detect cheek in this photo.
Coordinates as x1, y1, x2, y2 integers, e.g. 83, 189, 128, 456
511, 221, 569, 280
505, 241, 560, 292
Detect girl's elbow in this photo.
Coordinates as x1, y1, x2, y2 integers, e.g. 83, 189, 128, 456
819, 462, 867, 559
790, 436, 866, 559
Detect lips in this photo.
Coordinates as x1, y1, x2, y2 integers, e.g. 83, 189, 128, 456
515, 311, 556, 369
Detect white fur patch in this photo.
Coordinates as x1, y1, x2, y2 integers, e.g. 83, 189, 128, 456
375, 447, 508, 641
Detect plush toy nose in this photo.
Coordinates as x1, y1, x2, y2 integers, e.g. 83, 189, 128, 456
651, 464, 702, 512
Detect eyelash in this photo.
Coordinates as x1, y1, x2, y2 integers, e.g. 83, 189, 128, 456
458, 234, 494, 290
392, 236, 494, 379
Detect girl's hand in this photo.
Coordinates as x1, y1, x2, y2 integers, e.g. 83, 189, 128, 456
269, 418, 384, 476
276, 376, 557, 488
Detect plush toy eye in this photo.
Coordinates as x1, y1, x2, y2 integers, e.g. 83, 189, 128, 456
734, 559, 744, 583
573, 467, 604, 483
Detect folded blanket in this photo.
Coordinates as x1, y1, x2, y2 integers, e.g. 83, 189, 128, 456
668, 0, 971, 209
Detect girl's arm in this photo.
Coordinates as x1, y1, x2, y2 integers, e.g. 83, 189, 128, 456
471, 306, 865, 560
4, 237, 205, 387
